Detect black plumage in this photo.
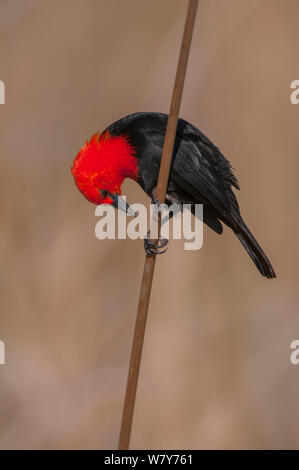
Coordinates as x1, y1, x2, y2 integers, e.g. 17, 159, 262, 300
107, 112, 276, 278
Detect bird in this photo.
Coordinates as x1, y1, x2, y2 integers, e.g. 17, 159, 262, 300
71, 112, 276, 278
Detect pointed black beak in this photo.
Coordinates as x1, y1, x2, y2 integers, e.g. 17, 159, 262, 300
99, 190, 136, 216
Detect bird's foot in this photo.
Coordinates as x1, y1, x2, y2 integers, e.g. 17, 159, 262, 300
144, 230, 168, 255
145, 189, 169, 254
150, 188, 160, 206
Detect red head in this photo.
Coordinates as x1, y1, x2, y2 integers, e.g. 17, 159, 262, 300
71, 131, 138, 205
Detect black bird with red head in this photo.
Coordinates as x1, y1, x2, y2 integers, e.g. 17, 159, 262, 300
71, 112, 276, 278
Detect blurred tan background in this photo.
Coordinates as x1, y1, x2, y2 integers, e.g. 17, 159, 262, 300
0, 0, 298, 450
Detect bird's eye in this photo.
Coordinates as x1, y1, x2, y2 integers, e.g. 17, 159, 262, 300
99, 189, 108, 198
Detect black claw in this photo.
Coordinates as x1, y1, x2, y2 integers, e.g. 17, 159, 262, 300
144, 231, 168, 255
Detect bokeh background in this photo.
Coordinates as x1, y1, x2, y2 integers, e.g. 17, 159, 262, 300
0, 0, 298, 450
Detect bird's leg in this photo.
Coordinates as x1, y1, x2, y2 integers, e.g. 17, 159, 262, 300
151, 187, 180, 207
150, 187, 159, 206
143, 188, 169, 255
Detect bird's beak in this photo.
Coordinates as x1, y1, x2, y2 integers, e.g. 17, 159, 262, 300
107, 192, 136, 217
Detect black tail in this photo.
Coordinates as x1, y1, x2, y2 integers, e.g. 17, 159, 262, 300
232, 215, 276, 279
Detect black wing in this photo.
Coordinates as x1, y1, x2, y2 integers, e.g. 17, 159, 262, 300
108, 112, 276, 277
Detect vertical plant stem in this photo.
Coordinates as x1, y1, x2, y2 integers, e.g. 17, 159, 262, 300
118, 0, 199, 450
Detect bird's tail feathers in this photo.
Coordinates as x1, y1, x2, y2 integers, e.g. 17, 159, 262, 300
232, 215, 276, 279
